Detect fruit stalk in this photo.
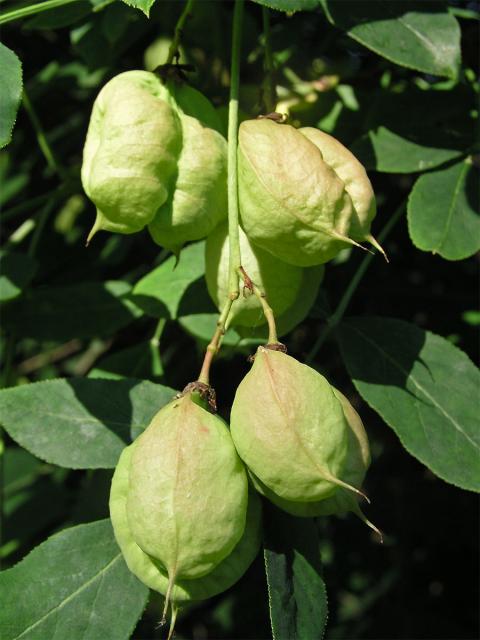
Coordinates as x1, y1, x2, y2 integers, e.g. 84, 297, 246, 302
197, 0, 244, 384
166, 0, 195, 65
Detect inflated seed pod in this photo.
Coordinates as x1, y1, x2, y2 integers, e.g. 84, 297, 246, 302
110, 443, 262, 604
250, 389, 378, 523
237, 119, 382, 266
82, 71, 227, 250
82, 71, 181, 241
205, 221, 304, 327
299, 128, 385, 258
125, 391, 248, 613
148, 109, 227, 253
230, 347, 364, 502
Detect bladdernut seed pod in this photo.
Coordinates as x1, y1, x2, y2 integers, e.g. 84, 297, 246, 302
81, 71, 227, 251
237, 118, 384, 266
110, 443, 262, 636
230, 347, 365, 503
247, 388, 381, 537
122, 390, 248, 620
205, 221, 304, 327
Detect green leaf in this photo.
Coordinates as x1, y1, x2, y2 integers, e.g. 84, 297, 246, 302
251, 0, 319, 12
351, 127, 465, 174
350, 84, 475, 173
0, 520, 149, 640
320, 1, 461, 79
89, 341, 164, 380
264, 504, 328, 640
24, 2, 93, 29
338, 317, 480, 492
407, 158, 480, 260
4, 448, 45, 497
120, 0, 156, 17
0, 251, 37, 302
0, 43, 23, 148
0, 378, 175, 468
131, 242, 206, 319
2, 281, 141, 340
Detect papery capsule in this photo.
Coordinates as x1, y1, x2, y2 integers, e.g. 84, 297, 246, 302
230, 347, 364, 502
123, 391, 248, 615
238, 119, 383, 266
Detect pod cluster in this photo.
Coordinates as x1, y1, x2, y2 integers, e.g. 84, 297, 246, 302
82, 72, 382, 336
83, 73, 381, 630
81, 71, 227, 253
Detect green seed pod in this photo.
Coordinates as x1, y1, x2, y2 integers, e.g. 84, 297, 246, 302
238, 119, 382, 266
125, 391, 248, 611
82, 71, 181, 241
205, 221, 304, 327
82, 71, 227, 250
250, 389, 368, 513
110, 443, 262, 604
230, 348, 363, 502
299, 128, 385, 258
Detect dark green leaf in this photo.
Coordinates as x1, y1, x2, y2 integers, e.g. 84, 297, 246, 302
2, 281, 141, 340
0, 520, 149, 640
251, 0, 319, 12
24, 2, 93, 29
350, 84, 474, 173
351, 127, 465, 174
338, 317, 480, 492
89, 341, 164, 380
264, 504, 328, 640
407, 158, 480, 260
131, 242, 206, 319
0, 378, 175, 468
4, 448, 45, 497
0, 251, 37, 302
0, 43, 23, 148
121, 0, 156, 17
321, 1, 461, 79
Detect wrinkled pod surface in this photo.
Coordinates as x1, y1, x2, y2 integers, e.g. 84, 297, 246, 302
237, 118, 384, 266
109, 391, 249, 627
82, 70, 227, 252
230, 348, 366, 502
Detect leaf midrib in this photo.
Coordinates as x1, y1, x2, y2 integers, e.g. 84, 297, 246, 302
346, 323, 479, 451
14, 553, 122, 640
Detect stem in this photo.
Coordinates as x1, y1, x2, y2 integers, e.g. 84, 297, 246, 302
306, 200, 406, 363
23, 89, 66, 180
253, 285, 278, 344
166, 0, 195, 65
227, 0, 244, 298
262, 6, 276, 113
196, 0, 244, 386
0, 0, 81, 25
197, 299, 234, 386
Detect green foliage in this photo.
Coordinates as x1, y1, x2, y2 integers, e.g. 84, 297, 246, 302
0, 520, 149, 640
0, 378, 175, 467
264, 505, 328, 639
338, 317, 480, 492
407, 158, 480, 260
320, 1, 461, 79
2, 281, 141, 340
0, 43, 23, 148
0, 0, 478, 638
